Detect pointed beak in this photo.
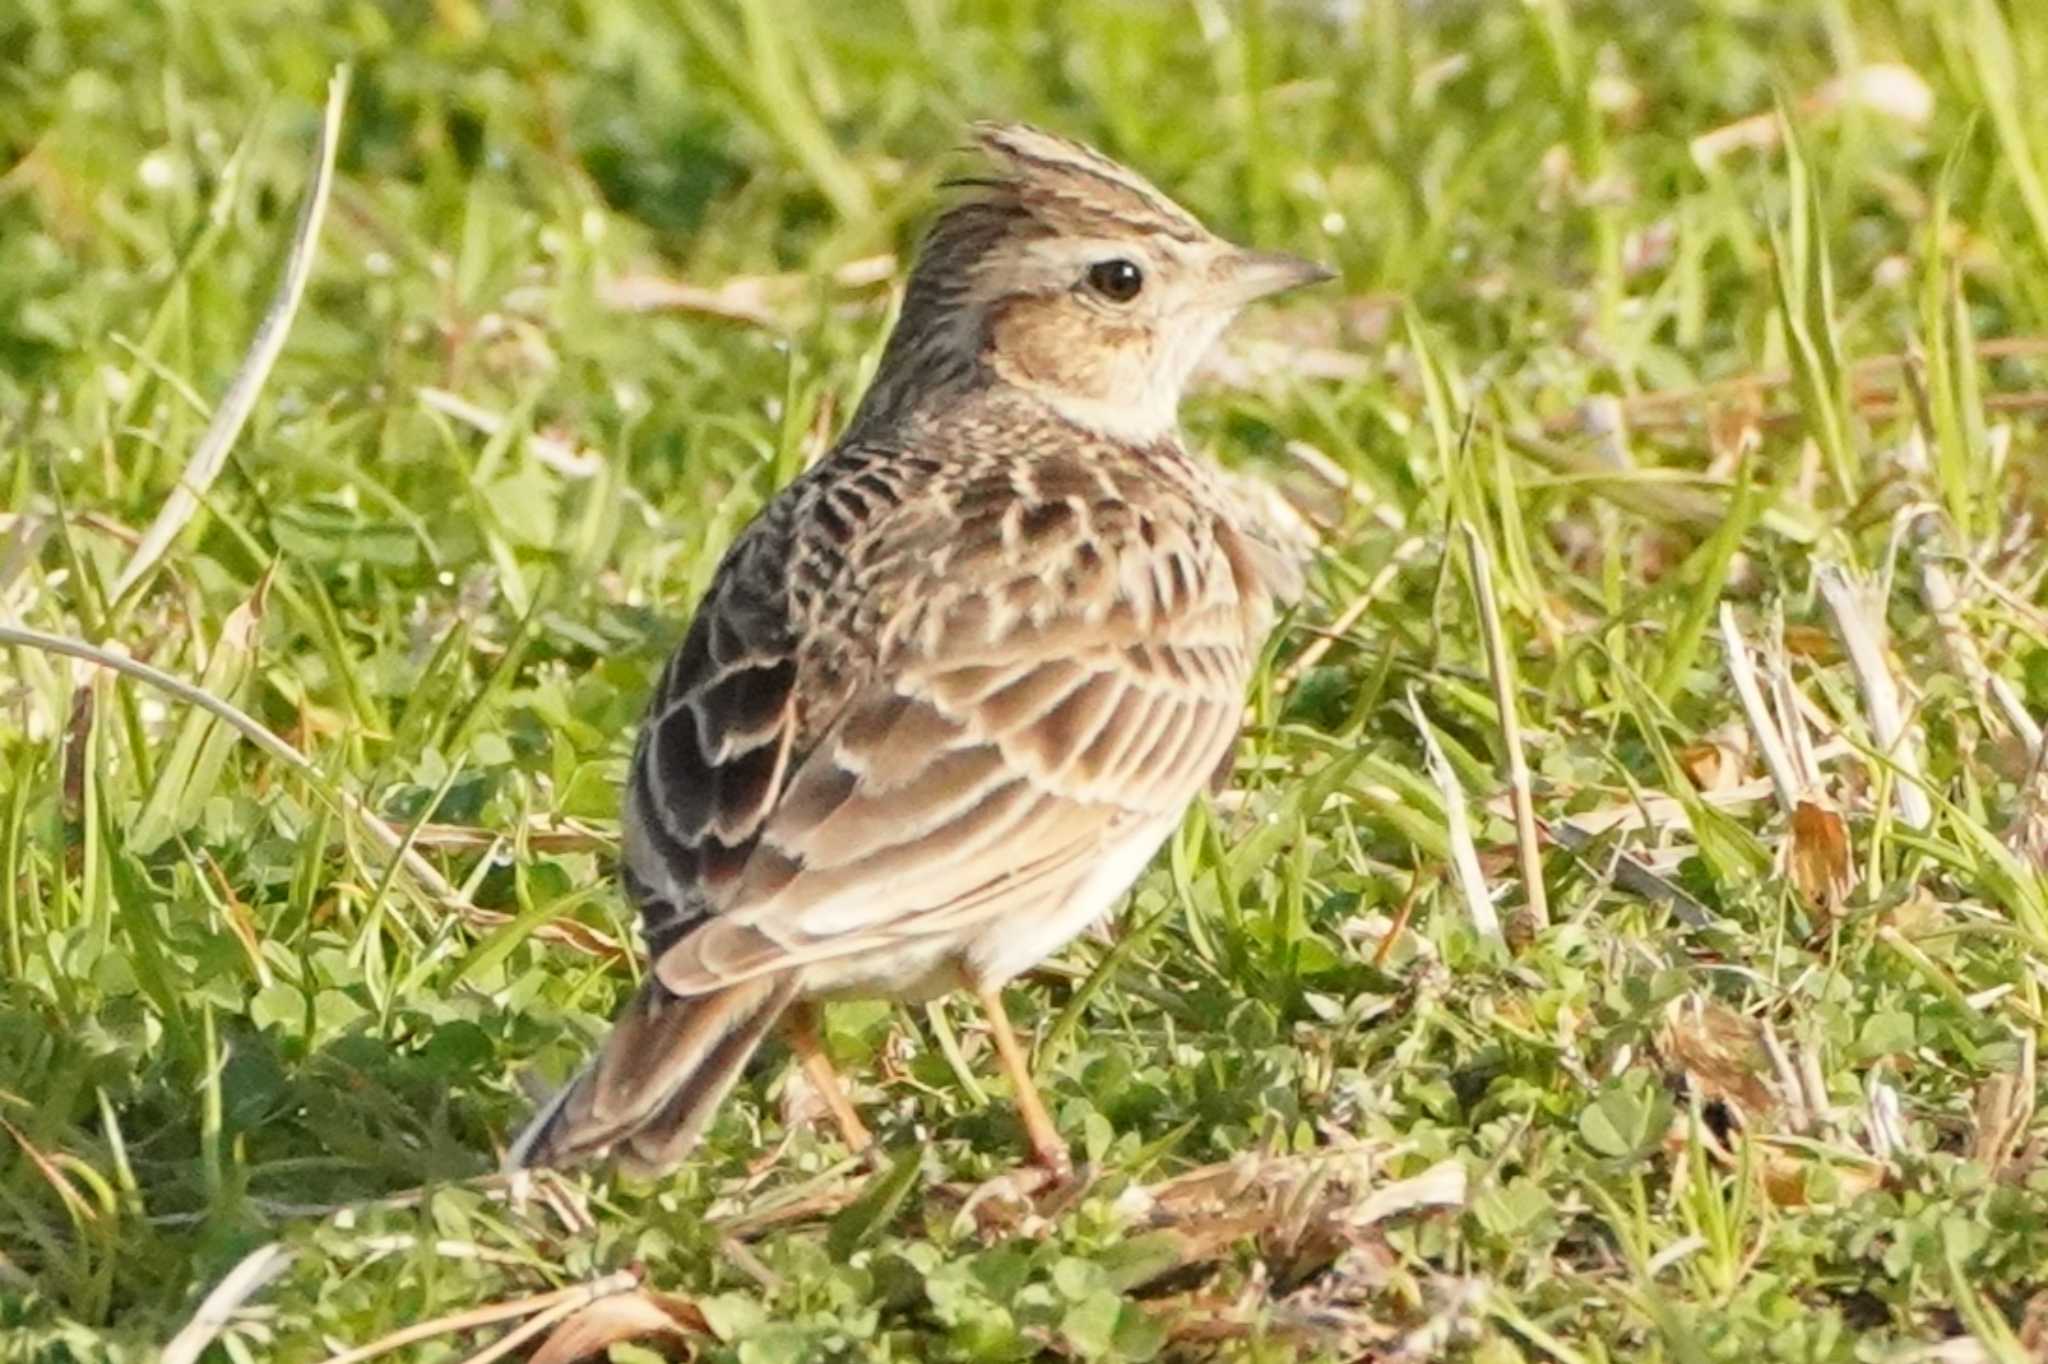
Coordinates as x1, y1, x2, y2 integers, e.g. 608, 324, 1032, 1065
1217, 248, 1337, 306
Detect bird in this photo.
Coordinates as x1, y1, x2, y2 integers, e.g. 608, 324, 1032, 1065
506, 121, 1332, 1179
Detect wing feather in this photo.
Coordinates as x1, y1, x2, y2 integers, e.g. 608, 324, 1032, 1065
627, 450, 1267, 999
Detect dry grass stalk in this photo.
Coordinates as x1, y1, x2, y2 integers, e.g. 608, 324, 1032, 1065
0, 1117, 95, 1229
112, 67, 349, 605
1863, 1070, 1911, 1162
1284, 440, 1362, 505
1912, 512, 2045, 754
155, 1171, 589, 1233
1968, 1029, 2039, 1179
383, 820, 611, 854
1816, 561, 1933, 829
313, 1270, 639, 1364
1757, 1020, 1841, 1138
450, 1289, 612, 1364
0, 512, 51, 622
1279, 534, 1427, 687
1541, 337, 2048, 437
417, 387, 604, 479
1766, 612, 1856, 912
711, 1175, 869, 1240
1718, 604, 1803, 812
161, 1179, 604, 1364
510, 1148, 1465, 1360
1119, 1145, 1465, 1287
1911, 515, 2048, 867
1764, 614, 1828, 796
0, 624, 470, 914
1405, 685, 1503, 947
1198, 337, 1373, 388
528, 1288, 707, 1364
1690, 62, 1933, 166
1492, 738, 1853, 841
1504, 426, 1728, 533
1460, 523, 1549, 931
599, 252, 898, 329
1721, 603, 1857, 911
159, 1242, 300, 1364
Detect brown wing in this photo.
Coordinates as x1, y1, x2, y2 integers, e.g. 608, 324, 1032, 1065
620, 497, 810, 963
620, 434, 947, 949
643, 459, 1259, 998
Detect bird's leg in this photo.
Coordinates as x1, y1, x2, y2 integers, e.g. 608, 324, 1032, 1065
976, 983, 1072, 1175
785, 1002, 874, 1155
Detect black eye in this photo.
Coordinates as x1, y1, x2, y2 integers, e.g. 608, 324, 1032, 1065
1086, 258, 1144, 303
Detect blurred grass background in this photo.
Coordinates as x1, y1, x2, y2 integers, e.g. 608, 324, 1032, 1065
5, 0, 2048, 1359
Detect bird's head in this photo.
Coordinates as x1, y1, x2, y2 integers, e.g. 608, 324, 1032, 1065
858, 122, 1333, 441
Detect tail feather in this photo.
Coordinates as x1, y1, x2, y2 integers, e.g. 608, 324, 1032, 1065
505, 973, 798, 1175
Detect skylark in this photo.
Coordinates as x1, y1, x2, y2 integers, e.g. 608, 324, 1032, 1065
508, 122, 1331, 1178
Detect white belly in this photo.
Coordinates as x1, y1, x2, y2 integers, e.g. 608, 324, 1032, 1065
962, 814, 1181, 986
803, 936, 965, 1003
785, 814, 1182, 1004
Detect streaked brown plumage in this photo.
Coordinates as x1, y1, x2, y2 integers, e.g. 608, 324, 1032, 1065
507, 122, 1331, 1177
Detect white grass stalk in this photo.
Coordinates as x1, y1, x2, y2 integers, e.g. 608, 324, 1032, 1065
112, 66, 349, 605
1406, 685, 1503, 947
1764, 605, 1826, 795
1815, 561, 1933, 828
311, 1270, 638, 1364
450, 1294, 596, 1364
160, 1242, 298, 1364
1757, 1020, 1810, 1133
1461, 522, 1549, 929
417, 387, 604, 478
1718, 603, 1802, 815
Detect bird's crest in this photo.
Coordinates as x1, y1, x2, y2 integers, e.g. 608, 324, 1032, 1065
952, 121, 1209, 246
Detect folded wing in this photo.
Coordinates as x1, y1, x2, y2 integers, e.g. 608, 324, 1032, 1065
631, 463, 1263, 999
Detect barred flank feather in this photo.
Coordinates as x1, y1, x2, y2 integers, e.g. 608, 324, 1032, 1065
504, 973, 798, 1175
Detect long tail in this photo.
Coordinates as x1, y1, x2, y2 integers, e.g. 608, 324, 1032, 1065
505, 973, 798, 1175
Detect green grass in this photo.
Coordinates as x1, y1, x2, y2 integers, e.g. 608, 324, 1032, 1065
5, 0, 2048, 1359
